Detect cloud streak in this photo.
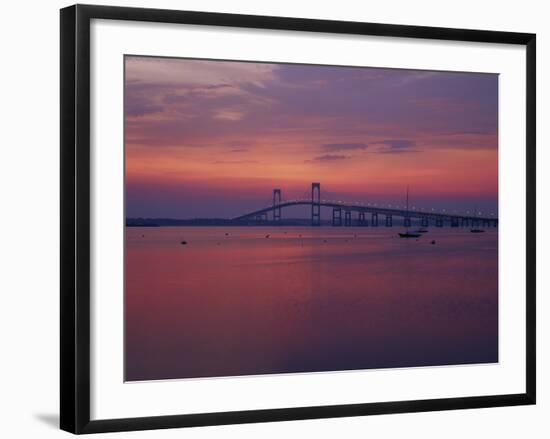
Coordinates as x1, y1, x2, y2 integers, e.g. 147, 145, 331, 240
126, 56, 279, 87
306, 154, 350, 162
370, 139, 420, 154
322, 142, 368, 151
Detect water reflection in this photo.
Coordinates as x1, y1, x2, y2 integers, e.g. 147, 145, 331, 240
125, 226, 498, 381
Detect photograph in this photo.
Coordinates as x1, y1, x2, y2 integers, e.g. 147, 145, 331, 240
124, 56, 499, 382
0, 0, 541, 436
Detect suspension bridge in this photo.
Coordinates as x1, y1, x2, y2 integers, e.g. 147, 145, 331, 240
232, 182, 498, 228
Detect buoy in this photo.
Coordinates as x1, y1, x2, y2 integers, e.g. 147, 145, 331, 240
431, 240, 436, 245
265, 234, 270, 238
180, 240, 188, 245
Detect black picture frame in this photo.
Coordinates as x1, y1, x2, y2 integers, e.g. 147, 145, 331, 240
60, 4, 536, 434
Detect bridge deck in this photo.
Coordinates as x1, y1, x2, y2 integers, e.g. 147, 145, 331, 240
233, 200, 496, 222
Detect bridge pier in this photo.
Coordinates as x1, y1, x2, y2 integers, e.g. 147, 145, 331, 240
404, 217, 411, 228
482, 219, 490, 228
451, 217, 459, 227
493, 219, 498, 227
471, 219, 479, 228
385, 215, 392, 227
255, 213, 268, 223
311, 182, 321, 226
273, 189, 281, 222
371, 212, 378, 227
332, 207, 342, 226
435, 218, 443, 227
359, 212, 367, 226
461, 217, 468, 227
344, 211, 352, 227
421, 217, 428, 228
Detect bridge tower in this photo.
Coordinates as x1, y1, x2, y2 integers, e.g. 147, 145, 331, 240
371, 212, 378, 227
273, 189, 282, 222
344, 210, 352, 226
311, 182, 321, 226
332, 207, 342, 226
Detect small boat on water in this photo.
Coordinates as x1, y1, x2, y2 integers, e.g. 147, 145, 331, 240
414, 229, 428, 234
399, 231, 422, 238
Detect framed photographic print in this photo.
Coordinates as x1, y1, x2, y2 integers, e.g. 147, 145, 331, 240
60, 4, 536, 434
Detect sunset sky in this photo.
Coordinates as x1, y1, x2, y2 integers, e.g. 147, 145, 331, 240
125, 56, 498, 219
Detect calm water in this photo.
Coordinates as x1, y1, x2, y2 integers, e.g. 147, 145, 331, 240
125, 226, 498, 381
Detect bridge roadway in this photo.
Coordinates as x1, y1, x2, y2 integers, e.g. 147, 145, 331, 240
232, 199, 497, 226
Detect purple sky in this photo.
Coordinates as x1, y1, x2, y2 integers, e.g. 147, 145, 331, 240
125, 56, 498, 219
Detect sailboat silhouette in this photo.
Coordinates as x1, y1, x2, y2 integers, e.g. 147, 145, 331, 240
399, 186, 421, 238
470, 206, 485, 233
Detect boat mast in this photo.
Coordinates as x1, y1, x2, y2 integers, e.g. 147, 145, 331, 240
406, 185, 409, 228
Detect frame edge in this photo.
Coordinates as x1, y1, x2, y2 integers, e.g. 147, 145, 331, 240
78, 393, 534, 434
60, 4, 77, 434
75, 3, 534, 45
525, 34, 536, 404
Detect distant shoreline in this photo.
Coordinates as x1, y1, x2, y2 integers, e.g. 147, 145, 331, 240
126, 218, 333, 227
